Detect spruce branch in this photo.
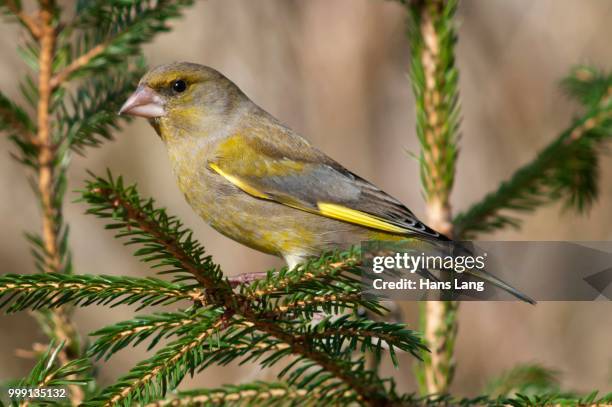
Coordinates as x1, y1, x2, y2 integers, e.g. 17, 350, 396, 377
562, 66, 612, 109
0, 91, 35, 139
5, 1, 91, 402
0, 0, 42, 39
57, 60, 146, 154
31, 307, 81, 361
241, 251, 361, 300
408, 0, 461, 231
84, 314, 229, 407
50, 42, 108, 90
82, 171, 421, 406
15, 341, 92, 407
81, 172, 225, 291
88, 317, 302, 406
25, 226, 72, 276
291, 315, 426, 363
240, 251, 387, 317
36, 0, 60, 274
2, 0, 196, 397
145, 382, 335, 407
406, 0, 461, 395
503, 392, 612, 407
0, 273, 193, 313
1, 88, 40, 168
154, 389, 612, 407
485, 363, 559, 398
92, 315, 388, 406
266, 292, 365, 319
390, 391, 611, 407
88, 309, 223, 361
51, 0, 194, 89
454, 68, 612, 239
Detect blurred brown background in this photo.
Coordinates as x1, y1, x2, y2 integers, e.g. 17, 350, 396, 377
1, 0, 611, 397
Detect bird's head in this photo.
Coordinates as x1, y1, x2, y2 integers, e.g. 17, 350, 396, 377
119, 62, 247, 138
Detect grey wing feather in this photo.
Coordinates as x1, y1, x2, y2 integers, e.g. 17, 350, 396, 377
235, 120, 447, 239
241, 157, 446, 240
328, 165, 448, 240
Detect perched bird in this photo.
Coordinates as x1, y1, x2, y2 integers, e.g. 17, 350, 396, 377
119, 62, 534, 303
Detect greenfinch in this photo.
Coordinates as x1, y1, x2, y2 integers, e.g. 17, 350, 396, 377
119, 62, 533, 303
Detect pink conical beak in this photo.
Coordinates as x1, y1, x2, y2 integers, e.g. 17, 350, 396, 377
119, 86, 165, 118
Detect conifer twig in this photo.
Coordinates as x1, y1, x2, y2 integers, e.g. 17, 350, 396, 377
50, 42, 107, 89
102, 315, 228, 407
17, 341, 92, 407
36, 0, 59, 274
49, 0, 194, 88
144, 382, 347, 406
84, 174, 406, 406
0, 273, 194, 312
268, 293, 362, 317
2, 0, 209, 404
2, 0, 42, 38
0, 91, 36, 142
454, 68, 612, 238
28, 1, 85, 402
406, 0, 460, 394
87, 310, 219, 361
242, 255, 361, 300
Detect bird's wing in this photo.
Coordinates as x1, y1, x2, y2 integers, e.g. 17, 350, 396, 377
209, 131, 445, 240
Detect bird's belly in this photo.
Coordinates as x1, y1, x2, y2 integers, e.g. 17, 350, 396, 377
166, 144, 395, 259
189, 187, 327, 256
174, 170, 364, 258
201, 195, 313, 256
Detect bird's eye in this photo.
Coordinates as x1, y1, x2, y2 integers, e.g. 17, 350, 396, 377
172, 79, 187, 93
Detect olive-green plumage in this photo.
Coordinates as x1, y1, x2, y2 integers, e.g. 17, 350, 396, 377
119, 62, 534, 303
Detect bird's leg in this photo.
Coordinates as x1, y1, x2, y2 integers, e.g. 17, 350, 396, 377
229, 255, 304, 287
228, 272, 269, 287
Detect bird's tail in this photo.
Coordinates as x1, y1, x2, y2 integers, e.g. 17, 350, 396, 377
369, 234, 535, 304
463, 267, 536, 304
433, 239, 536, 304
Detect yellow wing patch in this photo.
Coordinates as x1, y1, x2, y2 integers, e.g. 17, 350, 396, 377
209, 163, 270, 199
317, 202, 409, 234
210, 162, 409, 234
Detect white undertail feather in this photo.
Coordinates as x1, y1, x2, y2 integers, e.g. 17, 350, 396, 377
284, 253, 308, 270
